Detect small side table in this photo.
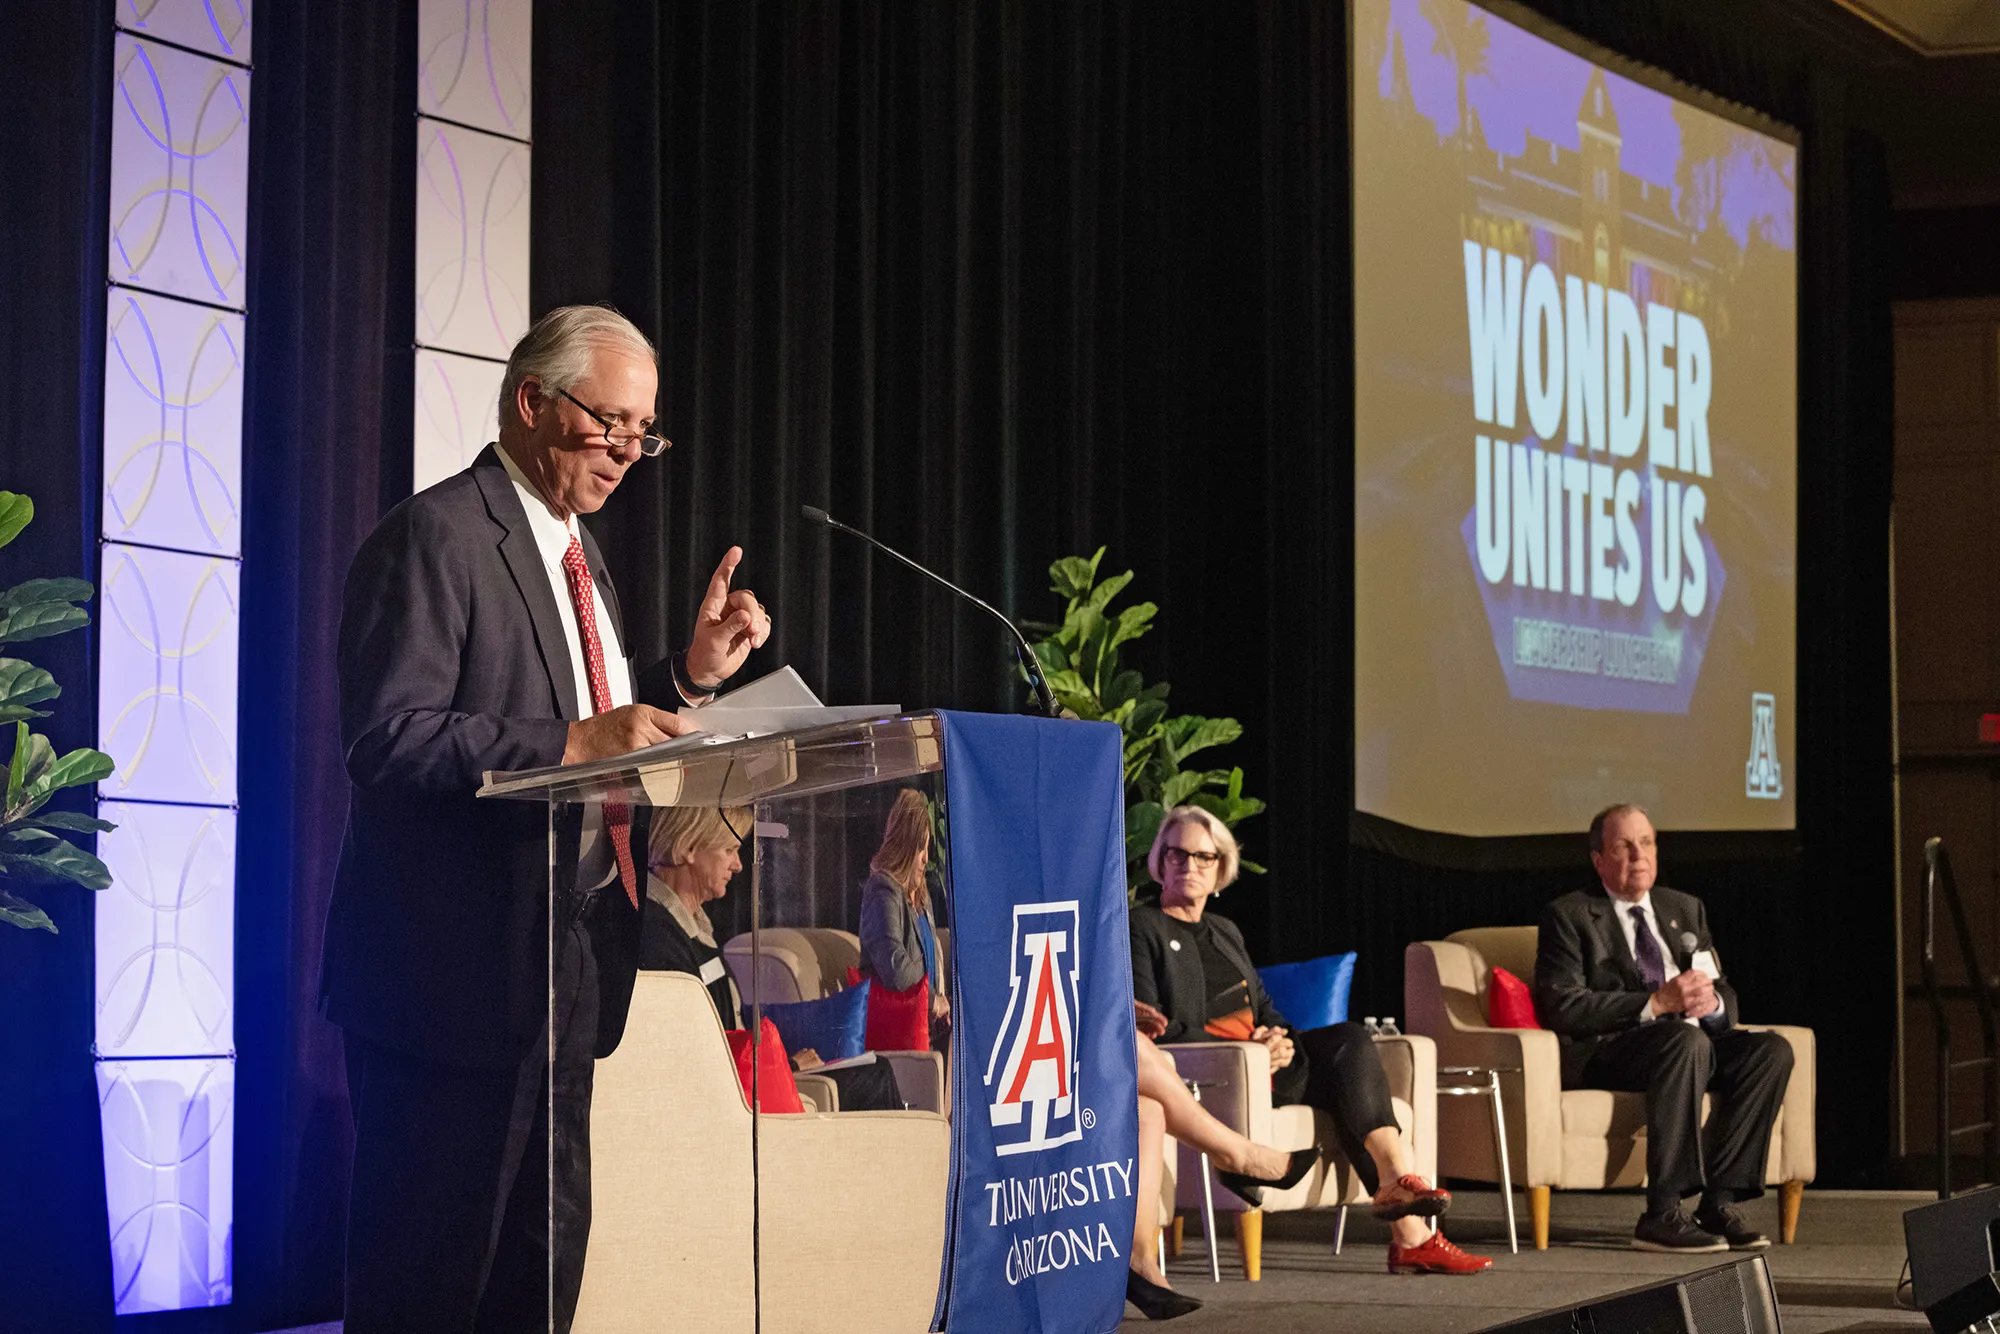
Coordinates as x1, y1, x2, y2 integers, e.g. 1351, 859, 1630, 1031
1436, 1065, 1521, 1254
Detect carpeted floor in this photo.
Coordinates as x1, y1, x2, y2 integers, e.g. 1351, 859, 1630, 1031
258, 1189, 1929, 1334
1119, 1188, 1928, 1333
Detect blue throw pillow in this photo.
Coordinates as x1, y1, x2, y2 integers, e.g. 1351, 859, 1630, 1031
1256, 953, 1356, 1032
763, 980, 872, 1062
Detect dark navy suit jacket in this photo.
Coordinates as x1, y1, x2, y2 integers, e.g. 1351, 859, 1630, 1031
1533, 884, 1738, 1086
321, 445, 652, 1067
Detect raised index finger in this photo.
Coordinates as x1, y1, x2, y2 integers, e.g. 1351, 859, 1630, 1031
699, 546, 744, 619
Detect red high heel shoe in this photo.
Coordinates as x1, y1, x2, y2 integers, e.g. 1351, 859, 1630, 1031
1372, 1172, 1452, 1220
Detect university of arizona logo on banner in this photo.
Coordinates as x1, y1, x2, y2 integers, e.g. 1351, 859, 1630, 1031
933, 712, 1137, 1334
985, 902, 1083, 1155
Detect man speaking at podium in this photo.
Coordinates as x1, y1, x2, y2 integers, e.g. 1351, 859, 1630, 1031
322, 305, 771, 1332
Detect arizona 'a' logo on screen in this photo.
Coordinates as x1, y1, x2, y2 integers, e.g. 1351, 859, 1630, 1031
984, 901, 1083, 1156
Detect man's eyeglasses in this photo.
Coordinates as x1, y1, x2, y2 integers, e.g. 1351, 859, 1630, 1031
1163, 847, 1222, 868
557, 388, 671, 457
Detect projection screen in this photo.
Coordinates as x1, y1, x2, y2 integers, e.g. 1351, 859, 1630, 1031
1352, 0, 1798, 837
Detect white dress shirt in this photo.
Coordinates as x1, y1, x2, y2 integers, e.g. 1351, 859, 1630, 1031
497, 444, 633, 888
1615, 890, 1724, 1024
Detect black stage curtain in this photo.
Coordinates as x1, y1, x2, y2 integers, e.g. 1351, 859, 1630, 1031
232, 2, 410, 1329
537, 0, 1894, 1184
0, 1, 117, 1328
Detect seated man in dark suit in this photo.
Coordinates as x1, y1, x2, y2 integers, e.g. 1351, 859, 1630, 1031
1534, 803, 1794, 1254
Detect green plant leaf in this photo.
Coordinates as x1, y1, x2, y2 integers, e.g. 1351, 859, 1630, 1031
1125, 800, 1165, 864
1049, 553, 1101, 600
27, 747, 115, 804
5, 826, 57, 843
29, 810, 116, 835
1107, 601, 1157, 653
1167, 715, 1242, 764
0, 599, 89, 646
1237, 857, 1267, 876
1101, 669, 1144, 710
1086, 569, 1134, 614
0, 658, 59, 721
7, 721, 32, 810
0, 839, 113, 889
0, 577, 93, 611
0, 886, 55, 932
0, 494, 30, 551
1160, 769, 1206, 808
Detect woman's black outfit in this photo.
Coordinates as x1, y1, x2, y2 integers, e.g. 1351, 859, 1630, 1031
1129, 900, 1398, 1194
640, 894, 905, 1112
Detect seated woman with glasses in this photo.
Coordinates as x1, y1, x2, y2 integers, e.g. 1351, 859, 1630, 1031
1129, 806, 1490, 1276
640, 804, 904, 1112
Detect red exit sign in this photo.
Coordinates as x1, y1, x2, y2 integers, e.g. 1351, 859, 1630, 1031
1983, 714, 2000, 744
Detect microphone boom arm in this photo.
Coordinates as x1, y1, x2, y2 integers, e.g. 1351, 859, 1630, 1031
801, 505, 1063, 718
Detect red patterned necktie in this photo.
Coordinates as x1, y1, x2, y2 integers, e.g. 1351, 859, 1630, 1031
561, 535, 638, 909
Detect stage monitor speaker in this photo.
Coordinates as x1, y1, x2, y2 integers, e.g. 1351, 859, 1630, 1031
1906, 1186, 2000, 1312
1482, 1255, 1781, 1333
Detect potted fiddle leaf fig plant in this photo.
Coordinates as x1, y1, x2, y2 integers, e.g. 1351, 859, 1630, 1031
1025, 547, 1265, 893
0, 491, 115, 932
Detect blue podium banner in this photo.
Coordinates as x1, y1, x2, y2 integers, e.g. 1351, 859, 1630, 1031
934, 712, 1138, 1334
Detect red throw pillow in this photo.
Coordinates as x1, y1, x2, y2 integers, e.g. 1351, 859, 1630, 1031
723, 1018, 805, 1113
1487, 966, 1542, 1029
846, 965, 931, 1052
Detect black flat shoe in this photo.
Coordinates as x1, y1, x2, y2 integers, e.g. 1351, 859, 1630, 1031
1215, 1145, 1319, 1208
1126, 1269, 1203, 1320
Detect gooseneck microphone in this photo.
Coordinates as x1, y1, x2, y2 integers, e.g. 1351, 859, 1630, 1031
801, 504, 1063, 719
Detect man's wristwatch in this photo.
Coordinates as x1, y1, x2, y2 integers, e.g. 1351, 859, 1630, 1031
672, 649, 721, 704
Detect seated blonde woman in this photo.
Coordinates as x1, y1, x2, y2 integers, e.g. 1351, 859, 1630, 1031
1131, 805, 1490, 1276
639, 804, 903, 1112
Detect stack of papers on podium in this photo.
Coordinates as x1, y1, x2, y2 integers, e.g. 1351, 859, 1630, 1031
679, 665, 896, 737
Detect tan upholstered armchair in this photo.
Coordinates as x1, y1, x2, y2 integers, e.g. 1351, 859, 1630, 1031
576, 971, 950, 1334
1404, 927, 1815, 1249
1159, 1033, 1437, 1280
721, 927, 946, 1112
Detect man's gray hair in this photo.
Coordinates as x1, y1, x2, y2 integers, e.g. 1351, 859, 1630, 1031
498, 304, 656, 429
1587, 802, 1650, 854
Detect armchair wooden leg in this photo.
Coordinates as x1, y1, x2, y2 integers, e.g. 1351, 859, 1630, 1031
1528, 1186, 1551, 1250
1168, 1215, 1184, 1259
1779, 1180, 1803, 1244
1233, 1209, 1263, 1281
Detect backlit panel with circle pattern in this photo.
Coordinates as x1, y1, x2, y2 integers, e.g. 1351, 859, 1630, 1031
415, 347, 506, 490
97, 1058, 234, 1313
416, 119, 529, 362
97, 17, 248, 1311
109, 34, 249, 308
116, 0, 251, 62
418, 0, 531, 138
103, 290, 243, 557
98, 544, 239, 806
95, 802, 236, 1059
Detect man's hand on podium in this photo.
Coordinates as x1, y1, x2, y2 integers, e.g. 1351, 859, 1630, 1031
563, 703, 699, 765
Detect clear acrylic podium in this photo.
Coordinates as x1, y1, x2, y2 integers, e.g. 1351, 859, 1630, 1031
479, 712, 957, 1333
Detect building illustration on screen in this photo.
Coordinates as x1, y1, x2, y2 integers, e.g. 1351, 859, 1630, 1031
1352, 0, 1797, 832
1366, 0, 1795, 719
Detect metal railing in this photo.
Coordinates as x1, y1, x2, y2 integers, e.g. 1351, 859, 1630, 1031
1921, 837, 1999, 1199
